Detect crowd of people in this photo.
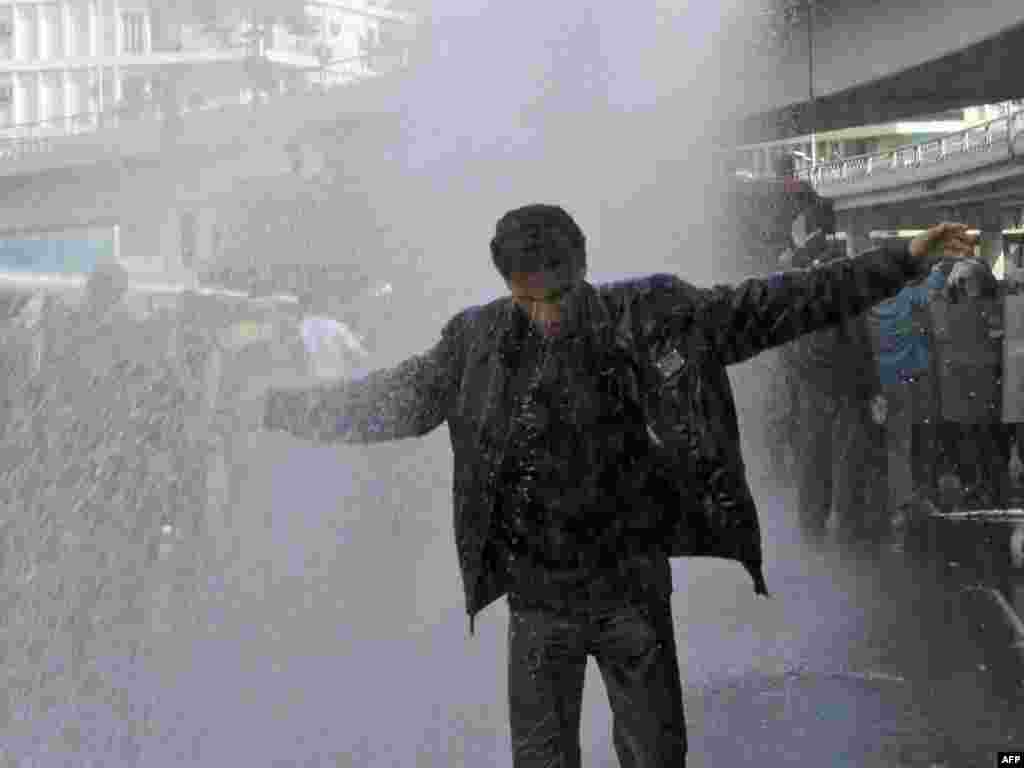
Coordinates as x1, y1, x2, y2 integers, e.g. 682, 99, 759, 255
733, 153, 1024, 551
773, 227, 1022, 550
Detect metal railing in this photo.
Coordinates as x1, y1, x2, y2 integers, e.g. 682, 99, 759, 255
789, 107, 1024, 188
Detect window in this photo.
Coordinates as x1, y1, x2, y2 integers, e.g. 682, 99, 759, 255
180, 211, 197, 269
0, 84, 12, 106
122, 12, 146, 54
0, 14, 12, 59
330, 22, 342, 37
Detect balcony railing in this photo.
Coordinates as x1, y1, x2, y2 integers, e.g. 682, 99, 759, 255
788, 108, 1024, 188
266, 26, 322, 60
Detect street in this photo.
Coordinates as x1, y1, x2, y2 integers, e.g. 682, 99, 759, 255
89, 430, 1022, 767
3, 1, 1024, 765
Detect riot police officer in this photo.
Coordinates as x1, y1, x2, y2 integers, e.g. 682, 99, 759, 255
785, 241, 883, 548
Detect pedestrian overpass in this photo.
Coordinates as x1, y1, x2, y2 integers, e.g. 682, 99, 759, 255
737, 108, 1024, 266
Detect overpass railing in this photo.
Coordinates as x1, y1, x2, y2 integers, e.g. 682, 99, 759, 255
792, 108, 1024, 188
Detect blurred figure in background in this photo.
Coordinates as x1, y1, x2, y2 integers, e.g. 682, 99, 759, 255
783, 239, 883, 549
297, 289, 369, 380
869, 252, 948, 522
933, 257, 1007, 508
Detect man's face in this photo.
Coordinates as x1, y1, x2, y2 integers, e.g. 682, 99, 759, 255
506, 267, 583, 338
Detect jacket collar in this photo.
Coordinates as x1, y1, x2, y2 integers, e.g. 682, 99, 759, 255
491, 280, 625, 358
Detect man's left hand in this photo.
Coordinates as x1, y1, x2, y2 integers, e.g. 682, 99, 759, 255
909, 222, 979, 265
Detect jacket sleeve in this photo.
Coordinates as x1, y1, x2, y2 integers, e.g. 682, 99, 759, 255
262, 312, 465, 444
696, 240, 928, 367
843, 312, 880, 402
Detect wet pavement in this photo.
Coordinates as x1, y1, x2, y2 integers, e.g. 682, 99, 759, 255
4, 435, 1023, 766
680, 534, 1024, 768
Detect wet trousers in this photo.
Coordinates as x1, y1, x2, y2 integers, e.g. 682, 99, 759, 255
882, 377, 942, 510
937, 422, 1012, 505
507, 596, 687, 768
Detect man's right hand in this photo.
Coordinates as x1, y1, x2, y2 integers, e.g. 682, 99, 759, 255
909, 222, 978, 265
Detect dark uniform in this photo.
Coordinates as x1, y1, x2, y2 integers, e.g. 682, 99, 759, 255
933, 258, 1008, 507
786, 302, 882, 545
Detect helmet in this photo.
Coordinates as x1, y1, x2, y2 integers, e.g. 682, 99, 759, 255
944, 258, 998, 303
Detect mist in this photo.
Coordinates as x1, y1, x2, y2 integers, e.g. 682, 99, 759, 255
215, 2, 842, 765
1, 1, 892, 765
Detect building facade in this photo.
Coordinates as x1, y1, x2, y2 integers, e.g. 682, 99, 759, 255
0, 0, 414, 290
0, 0, 413, 142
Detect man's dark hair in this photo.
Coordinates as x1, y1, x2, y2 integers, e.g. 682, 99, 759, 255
490, 204, 587, 281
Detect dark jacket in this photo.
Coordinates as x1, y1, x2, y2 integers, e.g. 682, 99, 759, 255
263, 240, 924, 635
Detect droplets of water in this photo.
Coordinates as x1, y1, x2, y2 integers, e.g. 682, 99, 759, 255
0, 285, 244, 758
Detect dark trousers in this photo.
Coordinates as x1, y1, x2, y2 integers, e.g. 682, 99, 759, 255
882, 377, 943, 510
507, 596, 686, 768
937, 422, 1012, 505
792, 380, 883, 543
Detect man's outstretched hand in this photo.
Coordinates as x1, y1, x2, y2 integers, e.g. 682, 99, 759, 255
909, 222, 979, 265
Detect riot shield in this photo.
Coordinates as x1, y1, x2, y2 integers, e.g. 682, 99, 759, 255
908, 302, 940, 425
1003, 294, 1024, 423
929, 297, 1003, 424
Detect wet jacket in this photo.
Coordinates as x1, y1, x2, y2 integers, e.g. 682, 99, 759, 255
872, 269, 947, 387
490, 303, 678, 610
263, 240, 925, 635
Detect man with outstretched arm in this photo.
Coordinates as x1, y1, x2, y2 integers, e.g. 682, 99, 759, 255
241, 204, 976, 768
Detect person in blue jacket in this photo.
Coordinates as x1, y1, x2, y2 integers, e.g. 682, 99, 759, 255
870, 260, 948, 517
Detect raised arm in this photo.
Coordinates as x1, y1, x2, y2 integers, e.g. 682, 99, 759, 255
695, 223, 977, 367
261, 312, 465, 444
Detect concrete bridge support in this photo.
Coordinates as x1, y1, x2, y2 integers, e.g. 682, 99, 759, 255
842, 209, 875, 258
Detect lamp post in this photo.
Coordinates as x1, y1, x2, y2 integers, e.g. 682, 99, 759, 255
806, 0, 816, 166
